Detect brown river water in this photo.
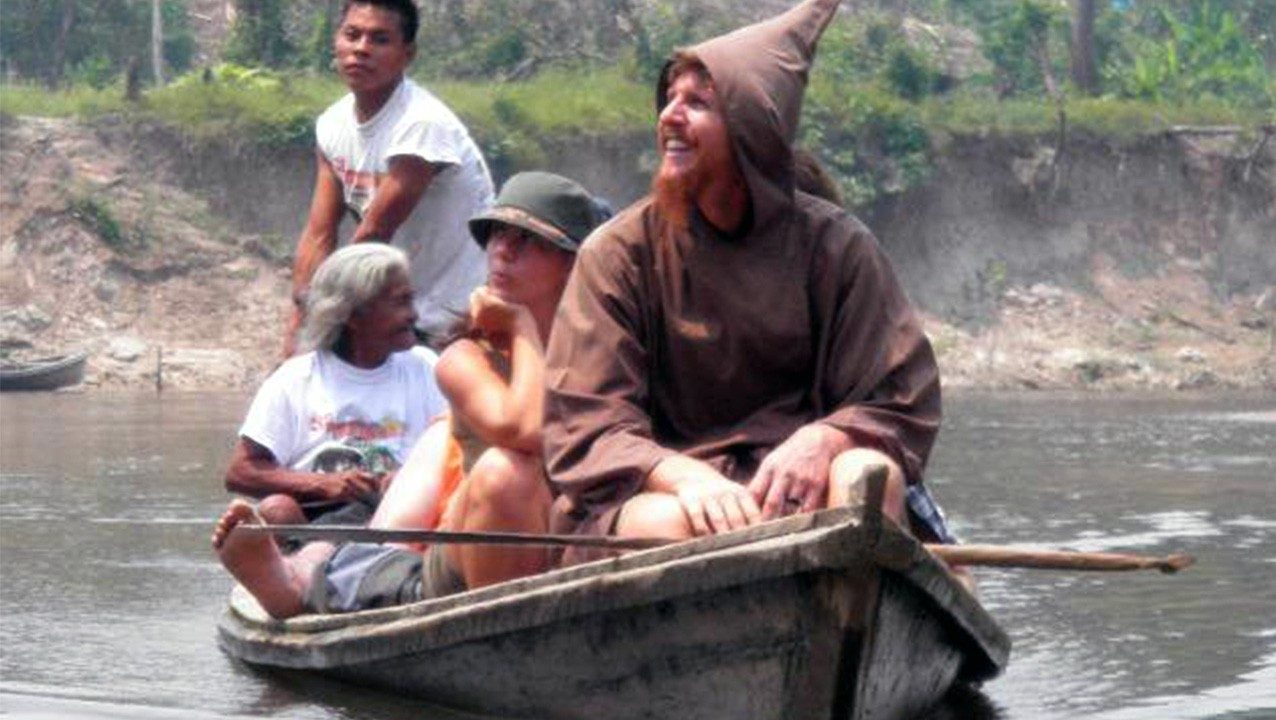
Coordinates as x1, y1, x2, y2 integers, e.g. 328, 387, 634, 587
1, 391, 1273, 719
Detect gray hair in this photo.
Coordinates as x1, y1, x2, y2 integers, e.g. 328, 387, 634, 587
298, 243, 411, 353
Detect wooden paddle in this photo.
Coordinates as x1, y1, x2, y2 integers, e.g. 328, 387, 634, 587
927, 544, 1194, 574
240, 523, 1194, 573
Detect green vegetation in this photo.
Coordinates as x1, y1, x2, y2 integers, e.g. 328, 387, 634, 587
68, 194, 126, 250
2, 1, 1271, 208
0, 0, 195, 88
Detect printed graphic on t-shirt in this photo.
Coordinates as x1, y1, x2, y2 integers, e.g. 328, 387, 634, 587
309, 415, 406, 476
329, 157, 378, 218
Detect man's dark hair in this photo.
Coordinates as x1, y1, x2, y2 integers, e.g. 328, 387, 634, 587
341, 0, 419, 44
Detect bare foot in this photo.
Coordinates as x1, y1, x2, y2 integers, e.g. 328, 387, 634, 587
213, 499, 310, 619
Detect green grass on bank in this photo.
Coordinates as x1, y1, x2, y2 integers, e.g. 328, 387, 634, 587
920, 93, 1273, 140
0, 82, 129, 118
0, 65, 652, 145
2, 64, 1270, 207
2, 65, 1268, 146
435, 65, 651, 135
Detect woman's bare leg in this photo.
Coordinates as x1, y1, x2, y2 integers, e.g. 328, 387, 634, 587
368, 418, 452, 536
441, 447, 553, 589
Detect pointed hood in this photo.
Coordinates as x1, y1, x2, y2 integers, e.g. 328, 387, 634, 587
657, 0, 841, 232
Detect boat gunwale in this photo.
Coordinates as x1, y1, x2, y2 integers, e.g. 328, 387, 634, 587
220, 506, 1009, 680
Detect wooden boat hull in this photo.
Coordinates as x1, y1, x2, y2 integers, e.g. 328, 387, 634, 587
0, 351, 88, 391
218, 506, 1009, 720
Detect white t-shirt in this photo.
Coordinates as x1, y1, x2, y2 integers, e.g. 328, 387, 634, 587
316, 77, 494, 337
239, 347, 448, 475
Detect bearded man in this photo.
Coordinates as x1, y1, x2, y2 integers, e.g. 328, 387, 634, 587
542, 0, 956, 562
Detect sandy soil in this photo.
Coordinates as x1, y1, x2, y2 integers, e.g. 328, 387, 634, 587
1, 115, 1272, 392
1, 117, 289, 390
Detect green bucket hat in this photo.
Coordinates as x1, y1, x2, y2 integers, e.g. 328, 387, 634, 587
469, 171, 605, 253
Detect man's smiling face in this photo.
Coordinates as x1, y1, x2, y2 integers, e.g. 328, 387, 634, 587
656, 67, 736, 200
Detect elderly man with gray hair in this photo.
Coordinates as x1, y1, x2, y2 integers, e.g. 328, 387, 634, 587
225, 243, 449, 530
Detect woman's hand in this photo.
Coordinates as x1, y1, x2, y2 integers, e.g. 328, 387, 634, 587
469, 286, 534, 344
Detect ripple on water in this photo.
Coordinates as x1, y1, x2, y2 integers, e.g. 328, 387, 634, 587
1089, 651, 1276, 720
1225, 516, 1276, 530
1194, 410, 1276, 424
1052, 510, 1224, 553
0, 689, 261, 719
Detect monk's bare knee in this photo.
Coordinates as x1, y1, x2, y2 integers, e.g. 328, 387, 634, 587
829, 448, 906, 522
616, 493, 694, 541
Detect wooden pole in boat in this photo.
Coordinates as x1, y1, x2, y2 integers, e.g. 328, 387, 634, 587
237, 524, 673, 550
853, 463, 1193, 574
239, 524, 1193, 572
925, 544, 1194, 574
239, 525, 1193, 572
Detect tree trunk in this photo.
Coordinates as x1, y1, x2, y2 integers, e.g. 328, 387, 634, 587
1069, 0, 1099, 95
49, 0, 76, 88
152, 0, 165, 86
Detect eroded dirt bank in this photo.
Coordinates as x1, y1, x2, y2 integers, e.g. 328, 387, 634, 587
0, 115, 1272, 391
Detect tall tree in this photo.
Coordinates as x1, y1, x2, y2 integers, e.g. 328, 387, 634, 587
151, 0, 164, 85
1069, 0, 1099, 94
225, 0, 292, 68
50, 0, 77, 87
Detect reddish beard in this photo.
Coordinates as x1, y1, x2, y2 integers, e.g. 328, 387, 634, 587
651, 161, 698, 232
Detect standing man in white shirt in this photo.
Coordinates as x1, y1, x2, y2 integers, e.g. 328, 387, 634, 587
286, 0, 494, 354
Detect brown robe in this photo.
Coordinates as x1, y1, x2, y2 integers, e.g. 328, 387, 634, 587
542, 0, 940, 536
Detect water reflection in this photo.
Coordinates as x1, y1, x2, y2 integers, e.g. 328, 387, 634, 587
929, 393, 1276, 719
1, 391, 1273, 718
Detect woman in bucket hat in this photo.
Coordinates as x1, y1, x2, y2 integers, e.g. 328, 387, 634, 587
417, 170, 610, 589
213, 172, 609, 619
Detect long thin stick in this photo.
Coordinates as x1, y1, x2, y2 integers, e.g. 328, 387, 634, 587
237, 524, 672, 550
240, 524, 1194, 573
927, 544, 1194, 574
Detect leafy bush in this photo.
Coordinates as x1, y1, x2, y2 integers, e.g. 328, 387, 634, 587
0, 0, 195, 88
804, 82, 932, 208
627, 1, 703, 82
883, 44, 944, 101
978, 0, 1068, 98
818, 12, 944, 98
1110, 2, 1271, 107
68, 56, 117, 90
69, 195, 126, 249
224, 0, 294, 69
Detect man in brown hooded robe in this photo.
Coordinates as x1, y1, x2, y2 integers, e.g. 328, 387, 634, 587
543, 0, 947, 558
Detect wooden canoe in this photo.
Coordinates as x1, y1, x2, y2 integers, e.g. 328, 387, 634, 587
218, 504, 1009, 719
0, 351, 87, 391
